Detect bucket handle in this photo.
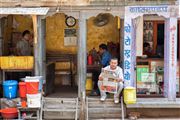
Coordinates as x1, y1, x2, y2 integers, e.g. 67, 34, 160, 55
29, 83, 38, 90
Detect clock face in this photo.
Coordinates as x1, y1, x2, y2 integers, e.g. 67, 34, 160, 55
66, 16, 76, 27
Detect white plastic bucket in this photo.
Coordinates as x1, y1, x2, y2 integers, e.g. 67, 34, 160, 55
27, 93, 41, 108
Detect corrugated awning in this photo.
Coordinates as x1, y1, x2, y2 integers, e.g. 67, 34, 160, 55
0, 7, 49, 15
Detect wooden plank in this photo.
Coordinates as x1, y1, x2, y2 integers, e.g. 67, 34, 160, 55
44, 105, 77, 109
43, 109, 77, 112
44, 111, 78, 119
88, 104, 121, 108
44, 97, 78, 101
45, 63, 55, 95
32, 15, 38, 75
0, 8, 49, 15
88, 108, 121, 113
89, 113, 121, 119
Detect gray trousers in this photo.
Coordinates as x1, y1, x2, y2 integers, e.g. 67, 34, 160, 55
98, 81, 124, 98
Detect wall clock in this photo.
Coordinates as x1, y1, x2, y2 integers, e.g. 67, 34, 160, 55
65, 16, 76, 27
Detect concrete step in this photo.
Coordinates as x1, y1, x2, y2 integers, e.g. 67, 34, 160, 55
42, 97, 79, 120
87, 97, 123, 119
127, 98, 180, 108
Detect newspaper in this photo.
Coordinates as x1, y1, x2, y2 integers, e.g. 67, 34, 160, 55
100, 68, 118, 94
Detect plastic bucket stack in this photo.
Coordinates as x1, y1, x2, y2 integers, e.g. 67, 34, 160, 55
25, 76, 44, 92
3, 80, 18, 99
25, 78, 39, 94
25, 77, 41, 108
19, 82, 27, 98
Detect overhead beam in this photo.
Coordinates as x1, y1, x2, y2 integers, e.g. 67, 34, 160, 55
0, 0, 175, 7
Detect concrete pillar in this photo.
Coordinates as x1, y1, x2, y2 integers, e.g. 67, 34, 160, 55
78, 12, 87, 120
78, 12, 87, 98
120, 19, 124, 68
33, 15, 46, 77
123, 16, 135, 87
37, 17, 46, 77
164, 17, 177, 101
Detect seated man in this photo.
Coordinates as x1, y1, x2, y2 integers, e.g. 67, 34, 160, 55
98, 58, 123, 103
90, 44, 111, 96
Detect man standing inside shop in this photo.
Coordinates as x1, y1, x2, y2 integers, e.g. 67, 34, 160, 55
98, 58, 124, 103
15, 30, 32, 78
90, 43, 111, 96
16, 30, 32, 56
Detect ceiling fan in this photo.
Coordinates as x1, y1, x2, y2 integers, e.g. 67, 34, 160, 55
93, 13, 110, 27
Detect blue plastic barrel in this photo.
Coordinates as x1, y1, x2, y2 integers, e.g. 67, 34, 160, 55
3, 80, 18, 99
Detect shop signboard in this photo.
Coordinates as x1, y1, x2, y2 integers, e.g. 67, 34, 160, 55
124, 5, 178, 99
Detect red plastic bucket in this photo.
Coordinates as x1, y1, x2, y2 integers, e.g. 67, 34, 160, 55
25, 79, 39, 94
19, 82, 27, 98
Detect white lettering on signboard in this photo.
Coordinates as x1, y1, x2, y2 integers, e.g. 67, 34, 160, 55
129, 6, 168, 13
124, 17, 132, 86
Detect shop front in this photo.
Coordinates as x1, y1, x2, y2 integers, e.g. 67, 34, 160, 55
124, 5, 180, 117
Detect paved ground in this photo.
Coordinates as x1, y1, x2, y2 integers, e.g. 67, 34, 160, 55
92, 116, 180, 120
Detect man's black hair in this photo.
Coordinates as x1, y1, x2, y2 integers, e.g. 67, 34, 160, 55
110, 57, 118, 61
99, 43, 107, 50
143, 42, 150, 48
22, 30, 30, 37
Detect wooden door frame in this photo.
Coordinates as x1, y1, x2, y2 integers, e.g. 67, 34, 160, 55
178, 21, 180, 97
153, 20, 164, 54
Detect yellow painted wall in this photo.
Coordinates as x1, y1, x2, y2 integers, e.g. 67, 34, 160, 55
46, 13, 78, 54
87, 14, 119, 52
3, 15, 33, 55
12, 15, 33, 33
3, 13, 119, 69
45, 13, 120, 54
3, 16, 13, 55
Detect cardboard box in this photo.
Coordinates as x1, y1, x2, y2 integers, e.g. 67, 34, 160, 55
141, 72, 156, 82
136, 65, 149, 82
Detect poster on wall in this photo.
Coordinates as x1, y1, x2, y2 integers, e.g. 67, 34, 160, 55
64, 28, 77, 46
143, 21, 153, 53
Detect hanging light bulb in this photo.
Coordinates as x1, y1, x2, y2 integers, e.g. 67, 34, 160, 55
56, 7, 60, 13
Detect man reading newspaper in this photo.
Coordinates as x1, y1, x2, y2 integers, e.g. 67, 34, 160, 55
98, 58, 124, 103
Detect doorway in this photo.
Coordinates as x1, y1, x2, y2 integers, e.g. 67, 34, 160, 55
45, 13, 78, 98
